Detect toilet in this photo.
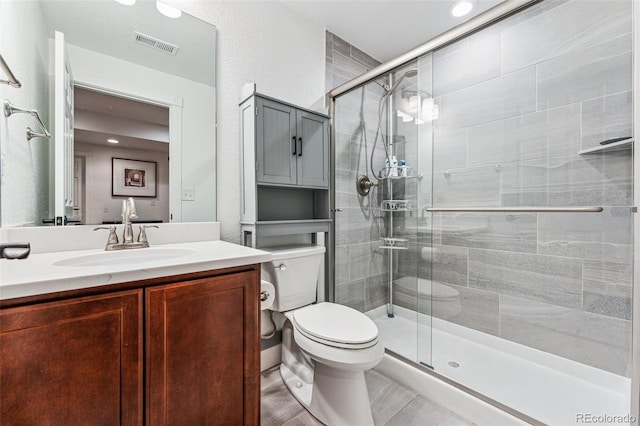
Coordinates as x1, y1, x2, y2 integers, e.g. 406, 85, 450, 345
262, 245, 384, 426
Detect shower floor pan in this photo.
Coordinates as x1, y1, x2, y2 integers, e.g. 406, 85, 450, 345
367, 305, 630, 426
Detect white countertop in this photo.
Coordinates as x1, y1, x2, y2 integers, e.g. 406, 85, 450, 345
0, 240, 272, 301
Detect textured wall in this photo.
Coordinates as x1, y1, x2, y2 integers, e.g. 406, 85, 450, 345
174, 0, 326, 244
0, 1, 50, 226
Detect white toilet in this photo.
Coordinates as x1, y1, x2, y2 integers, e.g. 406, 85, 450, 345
262, 245, 384, 426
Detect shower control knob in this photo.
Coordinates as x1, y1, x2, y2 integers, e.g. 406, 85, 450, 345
276, 263, 287, 271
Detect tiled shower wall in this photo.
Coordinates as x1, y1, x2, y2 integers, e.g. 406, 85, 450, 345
418, 0, 633, 376
327, 32, 392, 312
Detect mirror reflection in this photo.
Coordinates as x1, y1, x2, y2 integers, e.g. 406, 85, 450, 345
0, 0, 217, 227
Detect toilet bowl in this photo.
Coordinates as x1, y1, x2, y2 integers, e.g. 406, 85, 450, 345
262, 246, 384, 426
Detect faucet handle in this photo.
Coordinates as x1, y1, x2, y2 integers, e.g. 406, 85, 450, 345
94, 226, 119, 246
137, 225, 159, 245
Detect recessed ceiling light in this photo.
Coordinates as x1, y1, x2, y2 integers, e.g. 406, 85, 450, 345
450, 0, 474, 17
107, 138, 120, 144
156, 1, 182, 19
114, 0, 136, 6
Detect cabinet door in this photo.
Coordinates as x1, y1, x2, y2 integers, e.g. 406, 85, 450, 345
0, 290, 142, 426
256, 97, 297, 185
297, 110, 329, 188
146, 269, 260, 426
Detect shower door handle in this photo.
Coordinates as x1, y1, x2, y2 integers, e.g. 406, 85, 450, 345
298, 137, 302, 156
292, 136, 297, 155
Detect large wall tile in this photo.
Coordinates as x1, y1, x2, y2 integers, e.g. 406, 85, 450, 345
580, 91, 633, 150
332, 51, 367, 88
501, 0, 631, 74
335, 279, 365, 312
441, 213, 537, 254
433, 128, 467, 172
501, 152, 632, 207
366, 273, 390, 312
538, 207, 633, 263
432, 285, 500, 337
537, 34, 632, 110
436, 67, 536, 132
469, 249, 582, 309
348, 241, 386, 282
392, 275, 418, 312
467, 104, 580, 168
500, 296, 632, 376
430, 244, 468, 287
335, 207, 384, 246
433, 32, 501, 96
583, 259, 632, 321
334, 245, 350, 285
433, 166, 501, 207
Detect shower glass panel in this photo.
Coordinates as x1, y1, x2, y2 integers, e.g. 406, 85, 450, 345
333, 59, 433, 367
427, 0, 633, 423
333, 0, 633, 423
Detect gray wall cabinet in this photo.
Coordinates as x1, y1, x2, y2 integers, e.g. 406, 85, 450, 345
240, 91, 332, 303
256, 97, 329, 188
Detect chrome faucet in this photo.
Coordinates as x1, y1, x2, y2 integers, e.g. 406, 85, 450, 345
94, 198, 158, 250
122, 197, 138, 243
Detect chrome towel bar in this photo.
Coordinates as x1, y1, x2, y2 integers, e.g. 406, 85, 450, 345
426, 206, 604, 213
3, 99, 51, 140
0, 54, 21, 88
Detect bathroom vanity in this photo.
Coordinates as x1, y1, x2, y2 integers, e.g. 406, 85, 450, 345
0, 224, 270, 425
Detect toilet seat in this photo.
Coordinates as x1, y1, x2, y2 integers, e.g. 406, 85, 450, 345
292, 303, 379, 349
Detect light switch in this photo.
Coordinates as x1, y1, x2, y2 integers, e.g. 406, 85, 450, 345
182, 188, 195, 201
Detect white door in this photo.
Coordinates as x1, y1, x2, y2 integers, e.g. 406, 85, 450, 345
54, 31, 74, 223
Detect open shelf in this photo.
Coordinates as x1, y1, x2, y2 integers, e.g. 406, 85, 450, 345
578, 138, 633, 155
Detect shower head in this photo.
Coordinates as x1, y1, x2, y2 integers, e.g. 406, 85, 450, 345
386, 68, 418, 94
404, 69, 418, 78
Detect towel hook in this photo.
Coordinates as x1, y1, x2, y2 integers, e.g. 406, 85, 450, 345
3, 99, 51, 140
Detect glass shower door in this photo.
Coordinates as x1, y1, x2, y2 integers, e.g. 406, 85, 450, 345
332, 59, 434, 366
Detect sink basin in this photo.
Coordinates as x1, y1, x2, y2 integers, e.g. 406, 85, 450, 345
54, 247, 197, 267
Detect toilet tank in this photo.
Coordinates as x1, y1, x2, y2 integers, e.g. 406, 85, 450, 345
261, 245, 326, 312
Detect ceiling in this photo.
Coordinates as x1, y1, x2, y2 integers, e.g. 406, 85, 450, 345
279, 0, 504, 63
40, 0, 216, 87
74, 87, 169, 152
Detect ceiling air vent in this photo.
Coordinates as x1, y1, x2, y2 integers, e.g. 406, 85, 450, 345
133, 31, 179, 56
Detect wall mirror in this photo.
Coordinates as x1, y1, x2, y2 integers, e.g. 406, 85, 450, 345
0, 0, 217, 227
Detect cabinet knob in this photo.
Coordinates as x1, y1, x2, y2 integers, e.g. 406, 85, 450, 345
276, 263, 287, 271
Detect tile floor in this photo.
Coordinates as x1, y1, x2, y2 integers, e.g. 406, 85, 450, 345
260, 366, 476, 426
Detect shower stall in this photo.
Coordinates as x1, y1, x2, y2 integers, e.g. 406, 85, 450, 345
330, 0, 637, 424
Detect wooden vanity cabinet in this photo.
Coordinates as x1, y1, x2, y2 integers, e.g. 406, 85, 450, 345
0, 290, 143, 426
146, 270, 260, 426
0, 266, 260, 426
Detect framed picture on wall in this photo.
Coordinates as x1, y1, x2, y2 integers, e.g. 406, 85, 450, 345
112, 158, 157, 198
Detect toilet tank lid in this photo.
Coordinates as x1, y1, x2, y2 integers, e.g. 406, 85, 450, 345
262, 245, 326, 261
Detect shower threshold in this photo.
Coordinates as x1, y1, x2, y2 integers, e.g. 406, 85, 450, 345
366, 305, 630, 426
